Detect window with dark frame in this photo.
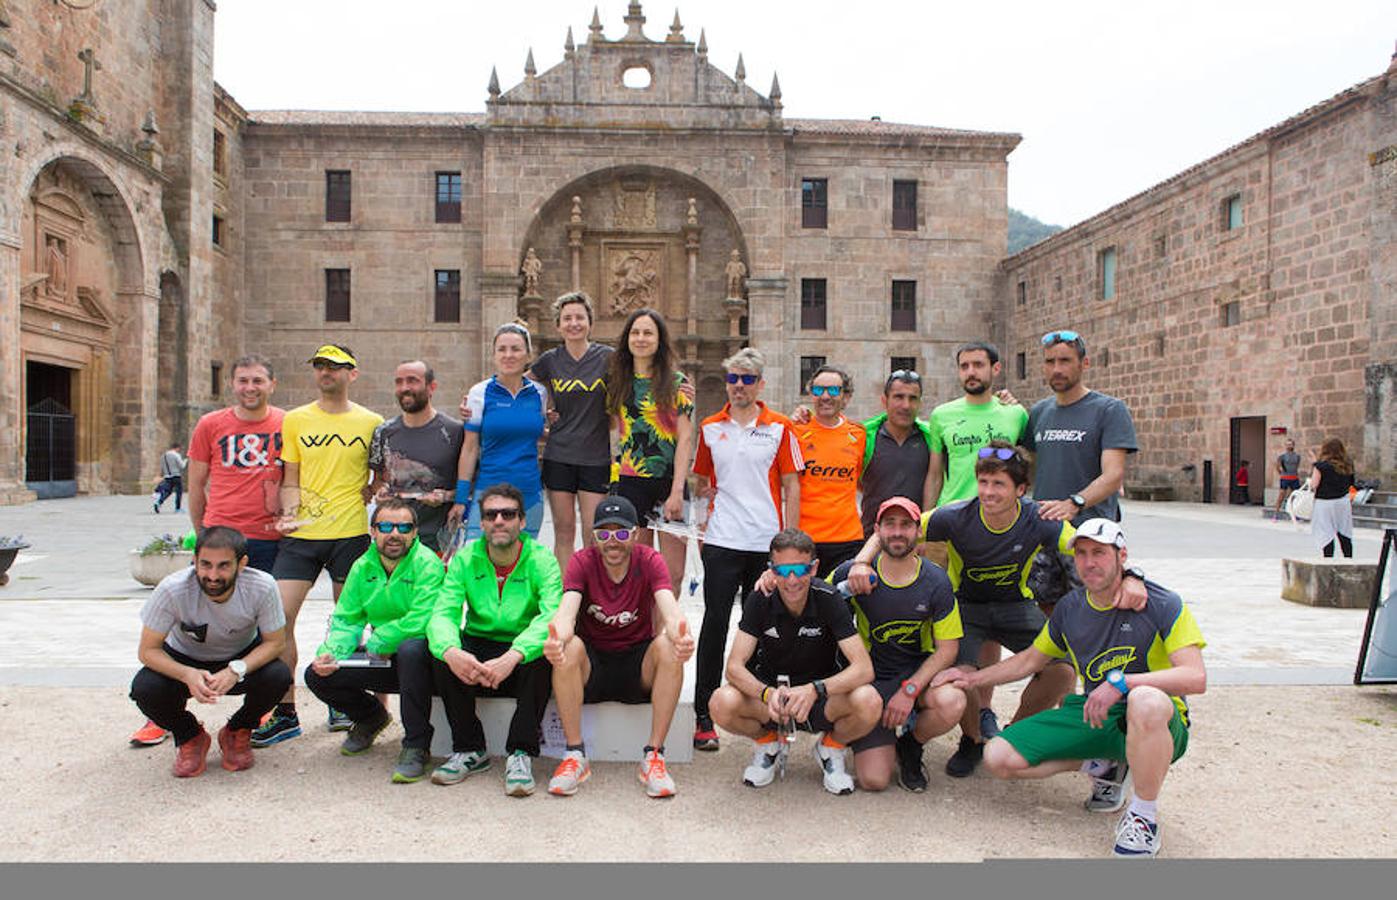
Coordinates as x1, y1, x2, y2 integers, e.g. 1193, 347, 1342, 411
891, 280, 916, 331
435, 172, 462, 223
800, 278, 827, 330
801, 177, 827, 229
1222, 301, 1240, 327
1099, 246, 1117, 300
213, 129, 227, 177
325, 268, 351, 322
212, 214, 225, 247
325, 170, 351, 222
892, 180, 917, 231
1016, 280, 1026, 306
211, 362, 222, 399
799, 356, 826, 395
1154, 234, 1167, 258
1015, 352, 1026, 381
890, 356, 918, 376
434, 269, 461, 323
738, 315, 749, 336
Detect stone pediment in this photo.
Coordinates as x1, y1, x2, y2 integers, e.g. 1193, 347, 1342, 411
489, 3, 780, 130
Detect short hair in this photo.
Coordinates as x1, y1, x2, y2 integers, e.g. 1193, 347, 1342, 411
1042, 332, 1087, 360
974, 440, 1031, 488
883, 369, 922, 395
195, 526, 248, 561
398, 359, 435, 385
955, 341, 1000, 366
809, 363, 853, 395
231, 354, 275, 380
552, 291, 594, 325
478, 482, 526, 514
493, 321, 532, 355
371, 497, 419, 527
769, 528, 816, 558
722, 346, 765, 376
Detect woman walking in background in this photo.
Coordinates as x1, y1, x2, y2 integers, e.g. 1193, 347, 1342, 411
1309, 438, 1355, 558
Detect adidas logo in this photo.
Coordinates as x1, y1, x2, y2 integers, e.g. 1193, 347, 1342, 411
764, 627, 780, 637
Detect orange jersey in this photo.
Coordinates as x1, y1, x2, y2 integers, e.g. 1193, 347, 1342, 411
795, 417, 865, 543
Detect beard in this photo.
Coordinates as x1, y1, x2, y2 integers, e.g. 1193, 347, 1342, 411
396, 390, 428, 413
379, 538, 408, 560
198, 576, 232, 598
962, 378, 989, 395
879, 536, 915, 559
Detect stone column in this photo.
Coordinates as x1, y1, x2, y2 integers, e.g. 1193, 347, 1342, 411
745, 276, 788, 409
110, 288, 161, 493
0, 236, 35, 504
479, 271, 521, 379
567, 196, 584, 292
682, 216, 702, 368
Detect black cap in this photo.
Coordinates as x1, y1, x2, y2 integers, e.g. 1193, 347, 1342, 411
593, 495, 639, 529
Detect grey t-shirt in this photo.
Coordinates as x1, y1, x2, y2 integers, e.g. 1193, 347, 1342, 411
1278, 451, 1301, 478
160, 449, 185, 479
529, 342, 614, 466
860, 422, 931, 535
1025, 390, 1138, 525
140, 567, 285, 662
367, 411, 464, 544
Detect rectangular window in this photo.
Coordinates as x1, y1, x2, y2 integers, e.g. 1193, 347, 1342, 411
1099, 246, 1117, 300
800, 278, 827, 330
801, 177, 827, 229
799, 356, 826, 395
434, 269, 461, 323
1054, 275, 1063, 292
890, 356, 918, 377
212, 130, 227, 177
436, 171, 462, 224
1015, 352, 1026, 381
892, 180, 917, 231
325, 268, 351, 322
891, 280, 916, 331
1016, 280, 1027, 306
212, 214, 225, 247
210, 362, 222, 399
325, 170, 351, 223
1222, 301, 1240, 327
1154, 234, 1167, 258
1225, 194, 1243, 231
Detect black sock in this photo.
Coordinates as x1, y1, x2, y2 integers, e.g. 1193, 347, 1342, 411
567, 743, 585, 753
643, 744, 664, 755
276, 702, 297, 718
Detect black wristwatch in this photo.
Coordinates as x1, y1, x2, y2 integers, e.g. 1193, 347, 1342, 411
812, 679, 828, 702
1070, 493, 1086, 509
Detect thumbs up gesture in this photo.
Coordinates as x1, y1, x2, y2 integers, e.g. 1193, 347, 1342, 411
543, 621, 566, 665
671, 618, 695, 663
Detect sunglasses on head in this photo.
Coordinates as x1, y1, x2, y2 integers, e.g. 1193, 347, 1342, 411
809, 384, 843, 398
885, 370, 922, 392
374, 521, 416, 534
593, 528, 634, 543
481, 507, 521, 521
1040, 330, 1082, 346
978, 447, 1017, 461
726, 372, 759, 385
769, 562, 816, 578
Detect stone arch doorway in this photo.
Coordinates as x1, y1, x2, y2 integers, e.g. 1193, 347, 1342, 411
17, 154, 149, 496
517, 166, 751, 421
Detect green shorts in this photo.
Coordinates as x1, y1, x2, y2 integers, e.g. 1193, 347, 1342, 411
998, 693, 1190, 767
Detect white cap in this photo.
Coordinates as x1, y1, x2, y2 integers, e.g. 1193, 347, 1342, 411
1068, 518, 1127, 550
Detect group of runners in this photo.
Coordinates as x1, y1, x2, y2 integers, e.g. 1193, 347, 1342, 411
128, 293, 1207, 858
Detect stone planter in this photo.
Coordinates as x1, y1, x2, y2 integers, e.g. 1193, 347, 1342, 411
130, 549, 194, 587
0, 543, 29, 587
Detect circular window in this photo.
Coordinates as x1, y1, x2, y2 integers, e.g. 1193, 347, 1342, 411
622, 66, 652, 89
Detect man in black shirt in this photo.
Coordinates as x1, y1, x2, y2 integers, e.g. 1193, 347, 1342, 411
708, 529, 880, 795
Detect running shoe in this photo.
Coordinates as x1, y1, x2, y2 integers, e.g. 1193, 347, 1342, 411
1112, 809, 1161, 858
1086, 762, 1132, 813
979, 707, 1002, 740
249, 710, 301, 748
944, 734, 983, 778
813, 735, 854, 795
172, 728, 211, 778
504, 749, 535, 797
741, 733, 784, 788
639, 749, 676, 798
339, 709, 392, 756
895, 732, 928, 793
548, 750, 591, 796
392, 747, 429, 784
217, 725, 255, 772
327, 707, 353, 732
431, 750, 490, 785
130, 720, 171, 747
693, 717, 720, 752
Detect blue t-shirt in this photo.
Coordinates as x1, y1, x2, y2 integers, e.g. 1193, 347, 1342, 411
463, 376, 549, 503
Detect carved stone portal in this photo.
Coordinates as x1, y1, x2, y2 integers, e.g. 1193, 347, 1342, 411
606, 244, 664, 315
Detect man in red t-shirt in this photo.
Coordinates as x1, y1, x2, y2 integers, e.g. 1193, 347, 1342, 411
542, 496, 696, 798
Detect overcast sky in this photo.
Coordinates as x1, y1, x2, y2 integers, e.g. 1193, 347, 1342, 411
213, 0, 1394, 228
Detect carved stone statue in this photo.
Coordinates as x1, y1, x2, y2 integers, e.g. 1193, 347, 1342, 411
570, 195, 583, 224
686, 197, 698, 226
724, 249, 747, 299
46, 236, 69, 298
520, 247, 543, 297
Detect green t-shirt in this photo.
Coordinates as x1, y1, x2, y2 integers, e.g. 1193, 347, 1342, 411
928, 398, 1028, 507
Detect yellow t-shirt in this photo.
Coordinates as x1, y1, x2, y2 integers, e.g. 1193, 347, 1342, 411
280, 402, 383, 541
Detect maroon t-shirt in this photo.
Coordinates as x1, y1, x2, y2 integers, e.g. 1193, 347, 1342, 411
564, 544, 672, 652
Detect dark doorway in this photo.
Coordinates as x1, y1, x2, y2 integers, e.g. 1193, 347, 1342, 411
25, 361, 78, 499
1229, 415, 1266, 505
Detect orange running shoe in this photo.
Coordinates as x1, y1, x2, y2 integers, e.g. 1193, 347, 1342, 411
172, 729, 211, 778
130, 719, 170, 747
218, 725, 255, 772
638, 749, 676, 798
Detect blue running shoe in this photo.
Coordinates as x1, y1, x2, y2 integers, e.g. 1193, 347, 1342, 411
250, 710, 302, 747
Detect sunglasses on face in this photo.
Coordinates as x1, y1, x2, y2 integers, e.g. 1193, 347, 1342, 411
312, 360, 354, 371
374, 521, 416, 534
593, 528, 634, 543
978, 447, 1017, 461
1040, 330, 1082, 346
482, 507, 521, 521
809, 384, 843, 398
725, 372, 760, 385
769, 562, 816, 578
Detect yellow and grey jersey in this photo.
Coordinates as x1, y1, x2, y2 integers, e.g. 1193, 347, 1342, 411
921, 499, 1073, 605
830, 557, 962, 682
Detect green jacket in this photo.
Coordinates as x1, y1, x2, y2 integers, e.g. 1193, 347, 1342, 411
862, 412, 936, 469
317, 538, 443, 658
427, 533, 562, 664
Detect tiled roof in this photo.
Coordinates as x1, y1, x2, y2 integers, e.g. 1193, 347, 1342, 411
248, 110, 485, 127
788, 117, 1019, 141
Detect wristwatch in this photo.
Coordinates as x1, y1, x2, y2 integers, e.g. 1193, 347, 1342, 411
1070, 493, 1086, 509
1124, 566, 1147, 582
813, 680, 828, 702
228, 659, 247, 683
1106, 669, 1128, 695
900, 680, 919, 698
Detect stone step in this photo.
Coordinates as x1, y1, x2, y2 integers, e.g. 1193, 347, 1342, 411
1280, 557, 1379, 608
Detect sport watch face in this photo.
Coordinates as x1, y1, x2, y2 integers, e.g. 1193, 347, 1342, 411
902, 683, 918, 696
229, 660, 247, 678
1070, 493, 1086, 508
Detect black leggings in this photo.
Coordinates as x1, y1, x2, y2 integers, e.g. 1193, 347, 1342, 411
1321, 535, 1354, 558
695, 544, 770, 721
130, 643, 292, 745
431, 634, 552, 756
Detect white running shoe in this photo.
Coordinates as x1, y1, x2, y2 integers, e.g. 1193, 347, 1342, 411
1112, 809, 1161, 858
813, 737, 854, 795
741, 737, 785, 788
638, 749, 676, 798
547, 749, 590, 796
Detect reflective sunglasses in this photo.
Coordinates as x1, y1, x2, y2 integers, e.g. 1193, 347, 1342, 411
885, 370, 922, 392
481, 507, 521, 521
809, 384, 843, 398
593, 528, 634, 543
769, 562, 816, 578
978, 447, 1017, 461
725, 372, 760, 385
312, 360, 354, 371
1040, 329, 1082, 346
374, 521, 416, 534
